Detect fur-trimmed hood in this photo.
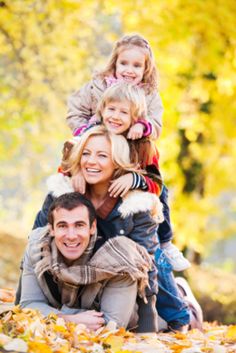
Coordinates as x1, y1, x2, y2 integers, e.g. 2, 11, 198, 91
46, 174, 164, 223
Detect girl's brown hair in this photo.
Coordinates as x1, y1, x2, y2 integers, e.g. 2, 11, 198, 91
98, 34, 158, 94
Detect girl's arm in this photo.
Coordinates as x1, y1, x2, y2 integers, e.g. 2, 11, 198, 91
147, 91, 163, 140
66, 81, 94, 133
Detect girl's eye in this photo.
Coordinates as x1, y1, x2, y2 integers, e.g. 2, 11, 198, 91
108, 107, 115, 111
134, 63, 142, 68
120, 61, 127, 65
121, 111, 128, 114
82, 151, 90, 156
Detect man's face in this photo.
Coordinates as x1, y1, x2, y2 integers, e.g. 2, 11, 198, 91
50, 205, 96, 262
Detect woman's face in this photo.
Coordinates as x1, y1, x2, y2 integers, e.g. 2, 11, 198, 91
80, 135, 116, 186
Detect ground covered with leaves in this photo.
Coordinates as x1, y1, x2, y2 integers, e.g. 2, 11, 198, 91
0, 306, 235, 353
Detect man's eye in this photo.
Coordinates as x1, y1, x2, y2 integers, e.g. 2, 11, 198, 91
58, 224, 66, 228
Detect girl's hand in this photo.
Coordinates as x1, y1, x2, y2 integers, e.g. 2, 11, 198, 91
62, 310, 105, 331
71, 170, 86, 194
127, 123, 144, 140
109, 173, 133, 197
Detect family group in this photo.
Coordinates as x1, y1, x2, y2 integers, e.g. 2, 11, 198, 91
16, 34, 203, 333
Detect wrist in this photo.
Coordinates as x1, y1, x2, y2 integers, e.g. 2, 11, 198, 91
137, 119, 152, 137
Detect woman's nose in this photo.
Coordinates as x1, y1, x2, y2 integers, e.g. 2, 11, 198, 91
86, 154, 97, 164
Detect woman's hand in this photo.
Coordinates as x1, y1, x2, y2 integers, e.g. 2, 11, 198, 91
61, 310, 105, 331
71, 170, 86, 194
127, 123, 144, 140
109, 173, 133, 197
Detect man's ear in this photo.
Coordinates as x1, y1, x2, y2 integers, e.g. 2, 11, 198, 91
90, 219, 97, 236
49, 223, 55, 237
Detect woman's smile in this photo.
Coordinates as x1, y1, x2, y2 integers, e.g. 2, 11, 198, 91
80, 135, 116, 185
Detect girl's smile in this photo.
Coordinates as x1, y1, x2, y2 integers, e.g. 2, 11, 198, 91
115, 47, 146, 85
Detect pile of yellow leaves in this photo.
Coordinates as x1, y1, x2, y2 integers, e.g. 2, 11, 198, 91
0, 307, 235, 353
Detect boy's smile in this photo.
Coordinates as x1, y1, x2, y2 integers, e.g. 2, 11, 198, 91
103, 100, 132, 134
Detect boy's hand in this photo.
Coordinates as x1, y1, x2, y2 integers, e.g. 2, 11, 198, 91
108, 173, 133, 197
127, 123, 144, 140
72, 170, 86, 194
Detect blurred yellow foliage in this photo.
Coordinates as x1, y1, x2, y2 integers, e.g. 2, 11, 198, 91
0, 0, 236, 256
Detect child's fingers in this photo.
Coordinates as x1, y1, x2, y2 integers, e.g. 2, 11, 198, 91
120, 186, 131, 197
109, 182, 123, 197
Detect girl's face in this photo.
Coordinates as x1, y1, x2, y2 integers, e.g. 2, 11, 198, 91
102, 99, 132, 134
80, 135, 116, 186
115, 47, 146, 85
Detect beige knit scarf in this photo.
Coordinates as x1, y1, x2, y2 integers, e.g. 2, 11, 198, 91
33, 231, 152, 309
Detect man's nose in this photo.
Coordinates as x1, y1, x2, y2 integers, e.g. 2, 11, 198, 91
67, 227, 78, 239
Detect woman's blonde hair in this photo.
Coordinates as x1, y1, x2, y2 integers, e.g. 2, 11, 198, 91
98, 34, 158, 93
96, 82, 147, 126
69, 125, 142, 178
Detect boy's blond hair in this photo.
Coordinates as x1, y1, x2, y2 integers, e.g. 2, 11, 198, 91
96, 82, 147, 126
98, 34, 158, 93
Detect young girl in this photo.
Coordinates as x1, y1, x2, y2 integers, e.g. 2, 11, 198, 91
62, 81, 190, 272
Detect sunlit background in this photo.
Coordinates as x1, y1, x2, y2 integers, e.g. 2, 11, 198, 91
0, 0, 236, 323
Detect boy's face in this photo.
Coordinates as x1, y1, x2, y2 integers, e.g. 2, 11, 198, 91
50, 205, 96, 263
103, 99, 132, 134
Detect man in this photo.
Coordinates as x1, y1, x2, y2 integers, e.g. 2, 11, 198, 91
20, 192, 152, 330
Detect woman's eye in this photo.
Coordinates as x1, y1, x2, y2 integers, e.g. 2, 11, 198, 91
99, 154, 107, 158
82, 152, 89, 156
